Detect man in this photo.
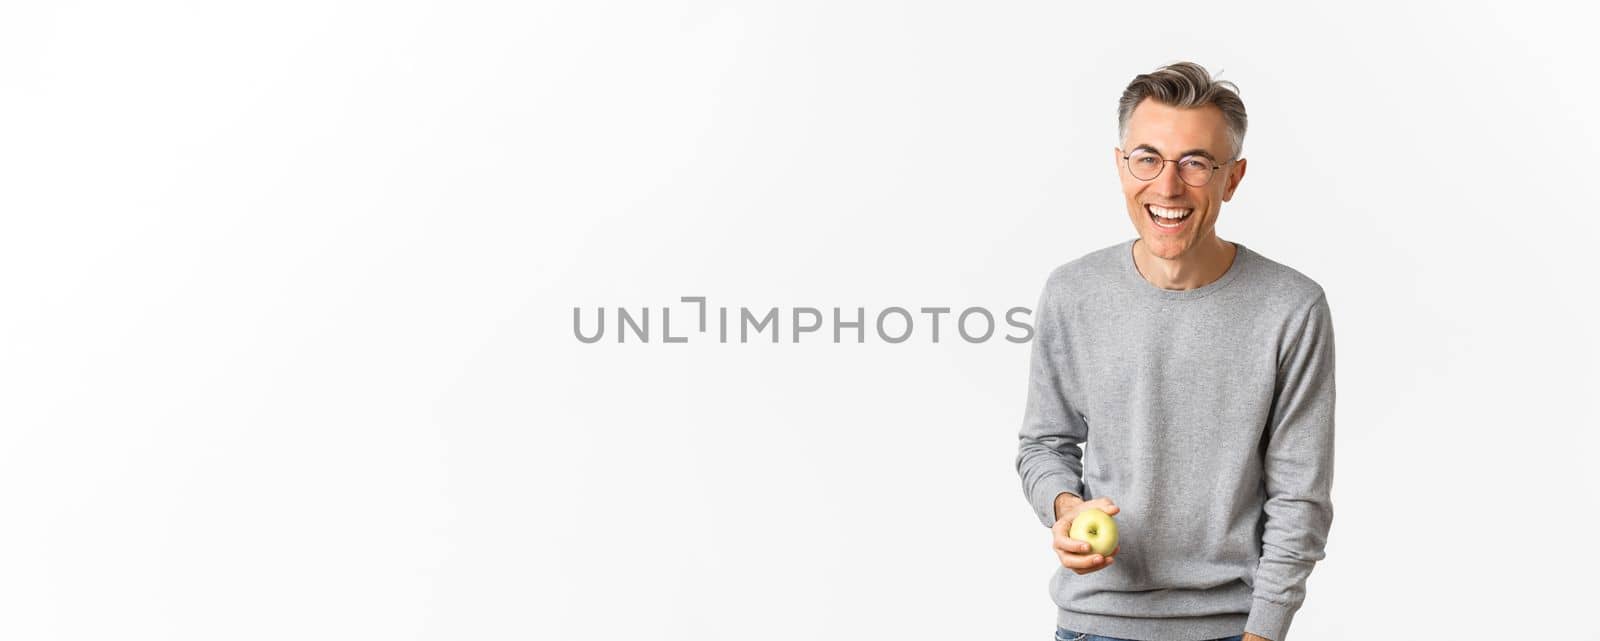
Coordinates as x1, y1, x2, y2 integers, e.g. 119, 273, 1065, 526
1015, 62, 1335, 641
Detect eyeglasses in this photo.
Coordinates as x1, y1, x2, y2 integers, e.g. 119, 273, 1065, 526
1121, 148, 1231, 188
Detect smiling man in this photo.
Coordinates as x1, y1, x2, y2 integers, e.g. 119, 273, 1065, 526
1016, 62, 1335, 641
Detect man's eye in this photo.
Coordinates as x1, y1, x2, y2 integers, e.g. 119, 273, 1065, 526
1180, 159, 1210, 170
1133, 156, 1159, 165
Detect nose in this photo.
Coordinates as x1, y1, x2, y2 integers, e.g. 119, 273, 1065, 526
1153, 160, 1186, 196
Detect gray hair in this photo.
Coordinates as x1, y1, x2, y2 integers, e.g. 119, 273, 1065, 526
1117, 61, 1248, 159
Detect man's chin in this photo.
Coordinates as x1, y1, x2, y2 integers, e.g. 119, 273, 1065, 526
1138, 234, 1190, 261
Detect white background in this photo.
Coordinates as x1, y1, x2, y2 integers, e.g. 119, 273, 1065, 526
2, 1, 1597, 639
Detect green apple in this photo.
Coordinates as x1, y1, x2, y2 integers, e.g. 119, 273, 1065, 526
1067, 508, 1119, 556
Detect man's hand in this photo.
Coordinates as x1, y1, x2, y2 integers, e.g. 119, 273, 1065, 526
1242, 634, 1271, 641
1050, 494, 1121, 575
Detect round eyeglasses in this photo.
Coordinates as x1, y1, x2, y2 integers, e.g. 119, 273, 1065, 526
1122, 149, 1231, 188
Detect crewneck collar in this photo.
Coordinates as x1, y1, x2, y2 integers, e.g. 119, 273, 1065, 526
1118, 238, 1249, 301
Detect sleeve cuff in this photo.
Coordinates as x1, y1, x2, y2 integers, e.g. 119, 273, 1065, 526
1244, 597, 1297, 641
1031, 474, 1083, 528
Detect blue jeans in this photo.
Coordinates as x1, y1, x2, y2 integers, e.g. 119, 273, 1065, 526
1055, 627, 1243, 641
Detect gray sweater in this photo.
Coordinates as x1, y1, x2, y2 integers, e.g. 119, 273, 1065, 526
1016, 239, 1334, 641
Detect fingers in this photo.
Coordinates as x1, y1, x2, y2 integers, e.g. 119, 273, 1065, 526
1050, 498, 1121, 551
1054, 532, 1088, 555
1062, 498, 1120, 522
1052, 498, 1120, 534
1053, 539, 1117, 562
1054, 545, 1103, 568
1051, 519, 1089, 554
1055, 546, 1116, 574
1049, 497, 1122, 575
1076, 554, 1114, 575
1052, 534, 1118, 572
1078, 554, 1114, 575
1081, 497, 1119, 516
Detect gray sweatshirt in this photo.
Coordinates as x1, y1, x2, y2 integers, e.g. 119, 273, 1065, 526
1016, 239, 1334, 641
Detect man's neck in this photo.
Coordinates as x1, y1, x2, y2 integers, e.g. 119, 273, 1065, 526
1132, 236, 1237, 291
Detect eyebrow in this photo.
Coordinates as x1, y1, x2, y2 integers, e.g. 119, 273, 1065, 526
1132, 144, 1217, 161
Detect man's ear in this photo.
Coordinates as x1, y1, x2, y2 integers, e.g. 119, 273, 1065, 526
1112, 147, 1124, 176
1221, 157, 1247, 201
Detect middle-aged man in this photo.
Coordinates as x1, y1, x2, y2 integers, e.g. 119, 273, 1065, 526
1016, 62, 1335, 641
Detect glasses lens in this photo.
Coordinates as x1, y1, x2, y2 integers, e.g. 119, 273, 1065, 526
1178, 157, 1216, 187
1127, 150, 1163, 180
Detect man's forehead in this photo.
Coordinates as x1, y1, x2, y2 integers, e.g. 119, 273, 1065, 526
1124, 99, 1230, 156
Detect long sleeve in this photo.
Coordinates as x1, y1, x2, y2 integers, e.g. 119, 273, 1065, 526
1245, 292, 1337, 641
1016, 276, 1090, 529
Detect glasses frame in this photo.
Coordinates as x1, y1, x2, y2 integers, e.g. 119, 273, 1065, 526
1120, 149, 1234, 188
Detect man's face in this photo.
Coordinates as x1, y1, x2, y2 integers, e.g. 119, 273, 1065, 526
1116, 98, 1247, 260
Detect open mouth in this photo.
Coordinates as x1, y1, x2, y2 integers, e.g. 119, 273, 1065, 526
1146, 205, 1193, 229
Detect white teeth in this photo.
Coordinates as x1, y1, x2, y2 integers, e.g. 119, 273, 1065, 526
1147, 205, 1193, 219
